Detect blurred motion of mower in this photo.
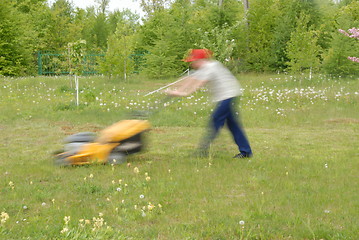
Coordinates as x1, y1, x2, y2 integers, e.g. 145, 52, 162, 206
54, 74, 188, 166
54, 119, 150, 166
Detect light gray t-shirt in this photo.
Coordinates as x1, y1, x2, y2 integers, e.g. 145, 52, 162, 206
191, 60, 242, 102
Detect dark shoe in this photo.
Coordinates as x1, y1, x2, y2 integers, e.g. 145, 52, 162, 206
233, 153, 252, 159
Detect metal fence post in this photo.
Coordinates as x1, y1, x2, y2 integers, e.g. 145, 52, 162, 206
38, 51, 42, 75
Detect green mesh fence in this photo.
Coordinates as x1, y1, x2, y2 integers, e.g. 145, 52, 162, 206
37, 51, 105, 75
37, 51, 147, 76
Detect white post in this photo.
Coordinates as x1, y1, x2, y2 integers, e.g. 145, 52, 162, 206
124, 58, 127, 82
75, 75, 79, 106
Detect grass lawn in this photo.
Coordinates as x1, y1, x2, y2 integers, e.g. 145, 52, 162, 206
0, 74, 358, 239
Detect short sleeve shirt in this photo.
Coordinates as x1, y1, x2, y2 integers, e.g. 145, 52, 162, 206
191, 60, 242, 102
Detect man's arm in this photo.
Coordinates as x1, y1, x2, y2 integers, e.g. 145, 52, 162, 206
166, 77, 207, 97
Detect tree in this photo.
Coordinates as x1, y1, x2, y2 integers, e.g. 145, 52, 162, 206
191, 0, 242, 30
195, 23, 238, 64
140, 0, 172, 17
44, 0, 76, 50
243, 0, 277, 71
99, 10, 140, 79
108, 9, 140, 34
0, 0, 34, 75
92, 12, 109, 50
140, 9, 189, 78
137, 0, 197, 78
95, 0, 110, 15
322, 1, 359, 75
286, 13, 322, 73
339, 28, 359, 62
65, 39, 87, 75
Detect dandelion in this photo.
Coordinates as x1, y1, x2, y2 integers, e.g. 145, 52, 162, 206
147, 202, 155, 211
239, 220, 245, 225
79, 219, 85, 228
64, 216, 71, 224
1, 212, 9, 224
61, 216, 71, 234
41, 202, 46, 207
116, 187, 122, 192
89, 174, 94, 178
92, 215, 105, 231
158, 204, 162, 208
9, 181, 14, 189
139, 194, 145, 199
145, 176, 151, 182
134, 167, 140, 174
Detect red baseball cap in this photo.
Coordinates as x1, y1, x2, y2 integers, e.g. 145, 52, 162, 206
183, 49, 212, 62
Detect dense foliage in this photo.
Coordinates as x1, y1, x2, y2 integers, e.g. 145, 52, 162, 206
0, 0, 358, 77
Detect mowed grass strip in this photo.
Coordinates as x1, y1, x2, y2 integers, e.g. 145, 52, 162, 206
0, 74, 358, 239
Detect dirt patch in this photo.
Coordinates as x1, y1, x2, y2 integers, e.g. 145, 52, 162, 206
150, 127, 167, 133
54, 121, 102, 135
78, 123, 102, 133
324, 118, 359, 124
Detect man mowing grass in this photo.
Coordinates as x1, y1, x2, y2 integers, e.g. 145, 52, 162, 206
166, 49, 252, 158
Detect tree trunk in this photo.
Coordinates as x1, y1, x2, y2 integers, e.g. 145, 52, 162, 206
219, 0, 224, 8
243, 0, 249, 11
243, 0, 249, 27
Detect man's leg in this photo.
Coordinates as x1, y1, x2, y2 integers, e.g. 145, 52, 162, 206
197, 99, 230, 153
226, 99, 252, 156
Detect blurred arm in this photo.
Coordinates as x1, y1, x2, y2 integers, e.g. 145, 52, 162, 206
166, 77, 207, 97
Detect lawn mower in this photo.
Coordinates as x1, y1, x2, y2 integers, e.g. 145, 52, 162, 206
54, 119, 150, 166
53, 75, 188, 166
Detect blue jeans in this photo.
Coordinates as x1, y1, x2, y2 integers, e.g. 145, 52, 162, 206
199, 97, 252, 156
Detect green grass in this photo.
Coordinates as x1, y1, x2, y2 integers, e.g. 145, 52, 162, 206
0, 74, 358, 239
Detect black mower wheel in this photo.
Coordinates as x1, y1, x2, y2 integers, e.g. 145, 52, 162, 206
108, 152, 126, 165
64, 132, 96, 143
54, 154, 72, 166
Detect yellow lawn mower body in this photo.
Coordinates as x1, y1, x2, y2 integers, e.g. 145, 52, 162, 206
54, 120, 150, 166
